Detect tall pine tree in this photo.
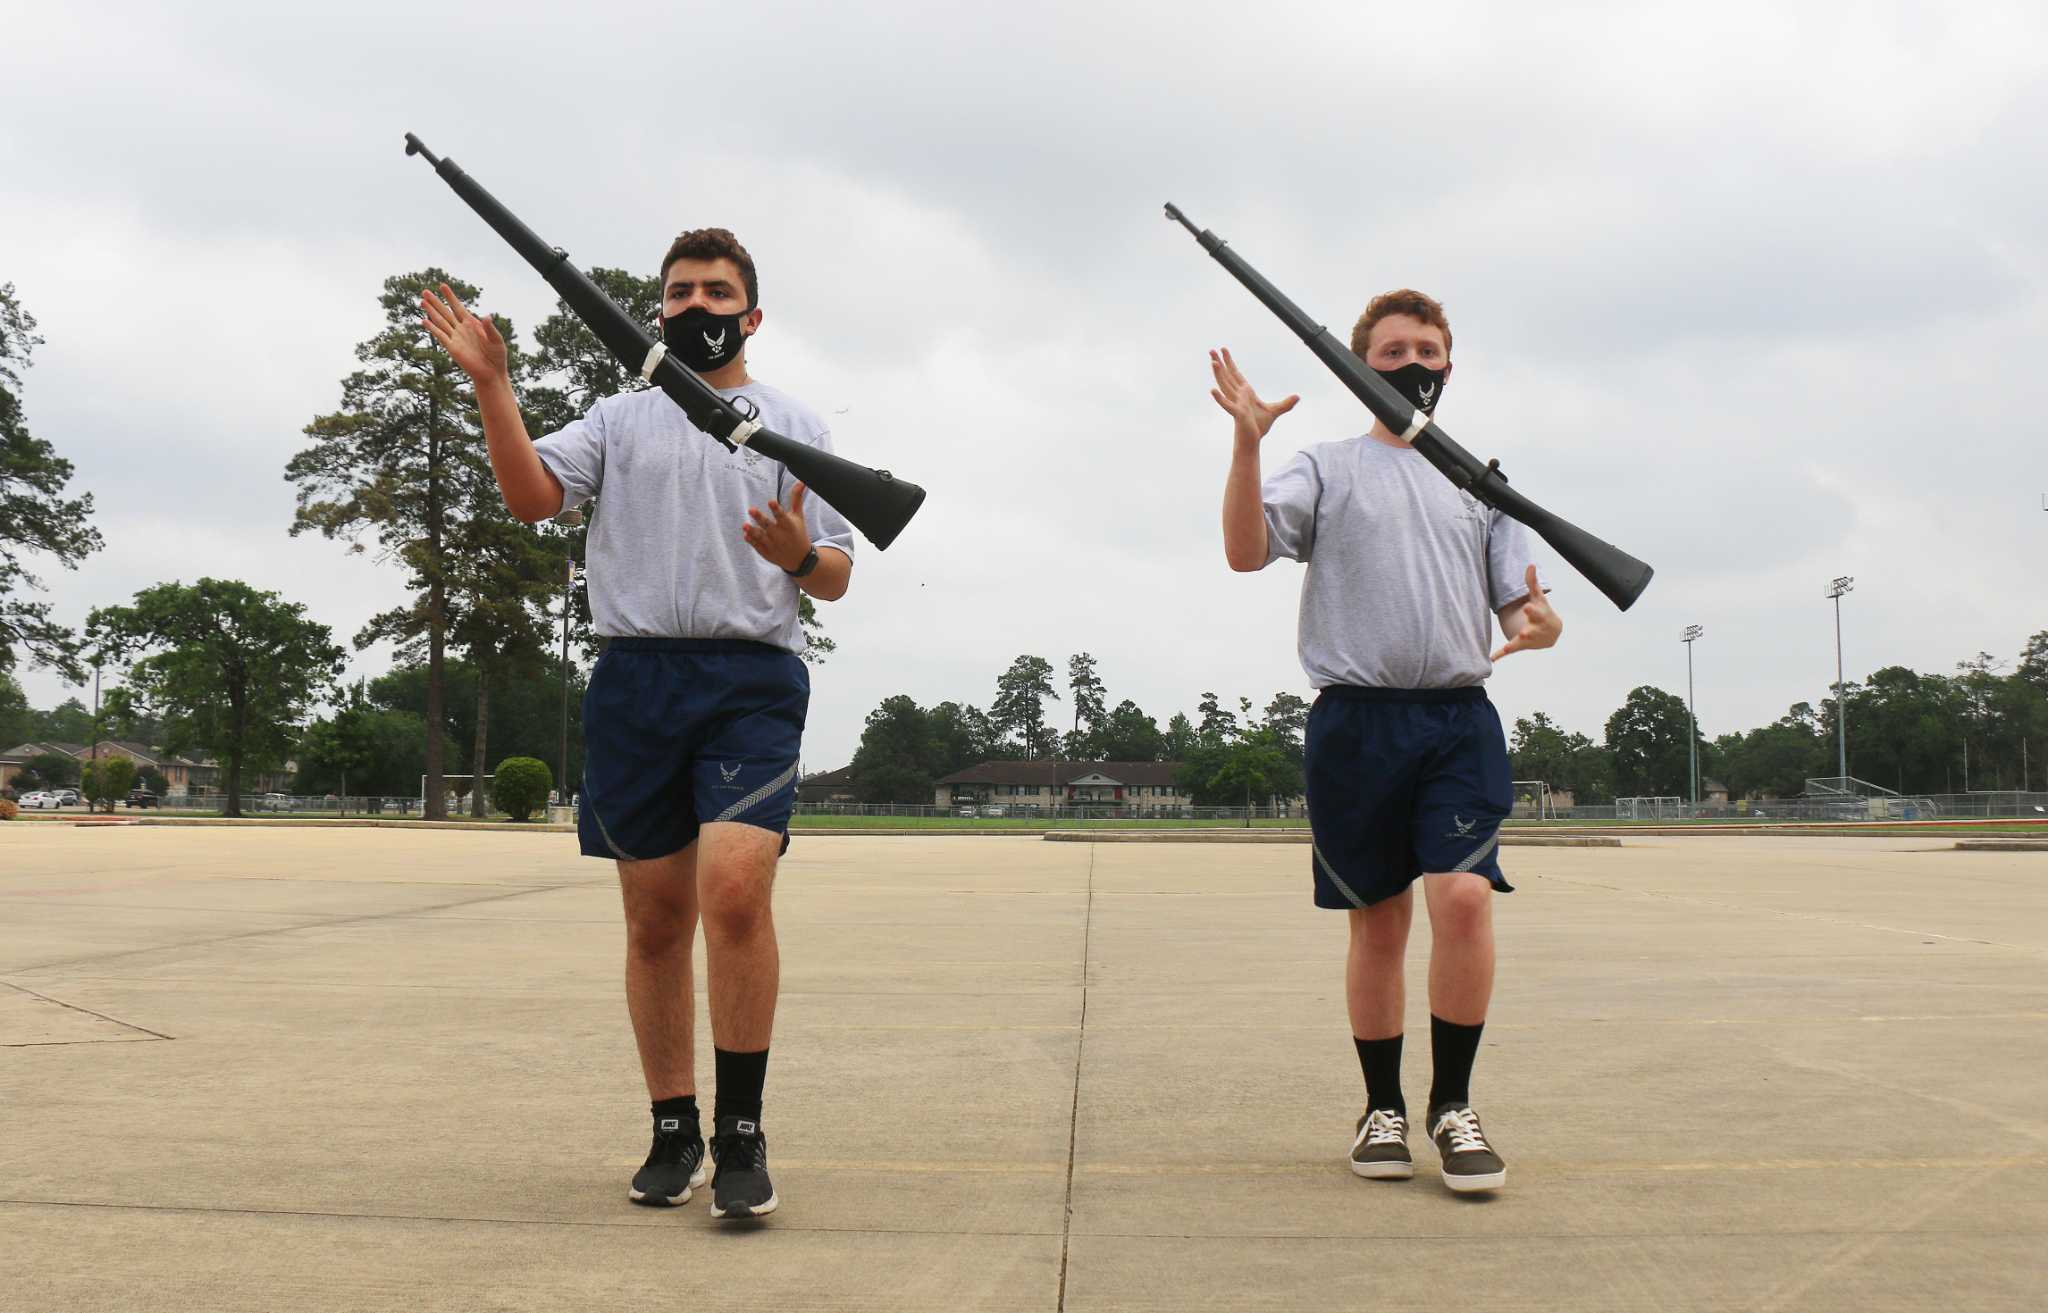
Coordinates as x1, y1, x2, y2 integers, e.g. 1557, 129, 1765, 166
289, 270, 503, 819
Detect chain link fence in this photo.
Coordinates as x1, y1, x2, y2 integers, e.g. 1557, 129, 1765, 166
1547, 792, 2047, 822
21, 791, 2042, 825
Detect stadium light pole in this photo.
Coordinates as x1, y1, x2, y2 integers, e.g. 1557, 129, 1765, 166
1826, 576, 1853, 781
1682, 625, 1703, 812
552, 508, 584, 806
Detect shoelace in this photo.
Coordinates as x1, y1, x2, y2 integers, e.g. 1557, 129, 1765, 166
645, 1127, 700, 1168
713, 1132, 767, 1173
1363, 1110, 1406, 1146
1435, 1108, 1489, 1154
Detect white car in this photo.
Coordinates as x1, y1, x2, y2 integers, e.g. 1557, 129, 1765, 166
17, 791, 56, 809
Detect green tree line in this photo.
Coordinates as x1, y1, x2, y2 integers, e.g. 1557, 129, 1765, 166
1512, 636, 2048, 802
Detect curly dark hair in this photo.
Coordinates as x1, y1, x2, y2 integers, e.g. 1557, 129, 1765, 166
1350, 288, 1451, 359
659, 228, 758, 310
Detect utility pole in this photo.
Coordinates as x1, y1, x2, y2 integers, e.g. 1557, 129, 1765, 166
1826, 576, 1853, 780
1683, 625, 1703, 812
91, 659, 101, 812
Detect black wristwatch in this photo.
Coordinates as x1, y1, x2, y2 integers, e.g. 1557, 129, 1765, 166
785, 546, 820, 579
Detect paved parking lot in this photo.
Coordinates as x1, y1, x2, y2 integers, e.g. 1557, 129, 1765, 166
2, 825, 2043, 1310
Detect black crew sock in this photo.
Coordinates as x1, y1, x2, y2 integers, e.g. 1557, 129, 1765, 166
713, 1047, 769, 1126
1428, 1014, 1484, 1112
650, 1094, 698, 1128
1352, 1034, 1406, 1116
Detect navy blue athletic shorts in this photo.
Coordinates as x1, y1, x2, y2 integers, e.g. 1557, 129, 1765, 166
1304, 685, 1514, 909
577, 637, 809, 863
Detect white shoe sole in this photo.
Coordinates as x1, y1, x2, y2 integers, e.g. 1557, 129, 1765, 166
629, 1164, 707, 1206
1351, 1159, 1415, 1180
711, 1190, 779, 1219
1441, 1166, 1506, 1193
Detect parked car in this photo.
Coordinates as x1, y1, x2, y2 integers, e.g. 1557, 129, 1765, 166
54, 788, 82, 807
18, 791, 55, 809
260, 792, 291, 811
954, 805, 977, 818
125, 788, 159, 809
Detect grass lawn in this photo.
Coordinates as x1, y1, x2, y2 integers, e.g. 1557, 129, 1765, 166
787, 814, 1312, 831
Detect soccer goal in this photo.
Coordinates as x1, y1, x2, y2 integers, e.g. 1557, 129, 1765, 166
1615, 795, 1684, 820
421, 774, 494, 814
1511, 780, 1553, 820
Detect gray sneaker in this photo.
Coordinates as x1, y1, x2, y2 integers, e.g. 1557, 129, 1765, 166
1428, 1103, 1506, 1193
1349, 1108, 1414, 1179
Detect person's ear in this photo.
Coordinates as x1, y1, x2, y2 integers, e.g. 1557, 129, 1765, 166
742, 306, 764, 335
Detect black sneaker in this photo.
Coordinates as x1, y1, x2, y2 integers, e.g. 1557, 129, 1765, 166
1349, 1108, 1414, 1180
1428, 1102, 1506, 1193
630, 1112, 707, 1206
709, 1115, 778, 1219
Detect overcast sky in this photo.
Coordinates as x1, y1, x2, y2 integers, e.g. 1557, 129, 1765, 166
4, 1, 2044, 774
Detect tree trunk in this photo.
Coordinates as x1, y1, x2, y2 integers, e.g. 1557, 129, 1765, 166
425, 619, 445, 820
225, 699, 246, 818
470, 674, 491, 817
422, 385, 448, 821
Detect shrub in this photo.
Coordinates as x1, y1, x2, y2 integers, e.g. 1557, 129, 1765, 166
0, 797, 18, 821
81, 757, 138, 812
493, 757, 552, 822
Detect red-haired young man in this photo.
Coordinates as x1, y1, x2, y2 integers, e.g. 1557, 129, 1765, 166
1213, 289, 1561, 1193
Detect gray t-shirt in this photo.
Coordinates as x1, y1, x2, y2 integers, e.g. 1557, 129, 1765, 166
533, 381, 855, 653
1261, 435, 1546, 689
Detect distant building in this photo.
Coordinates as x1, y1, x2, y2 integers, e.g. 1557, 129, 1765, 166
0, 742, 86, 794
87, 740, 220, 796
797, 765, 861, 805
1, 739, 289, 798
934, 760, 1197, 812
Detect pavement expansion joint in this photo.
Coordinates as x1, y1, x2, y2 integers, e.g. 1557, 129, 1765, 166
8, 879, 588, 977
0, 979, 175, 1044
1055, 841, 1095, 1313
0, 1198, 1057, 1239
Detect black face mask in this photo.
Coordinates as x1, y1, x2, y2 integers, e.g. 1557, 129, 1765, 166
661, 306, 749, 372
1376, 361, 1447, 416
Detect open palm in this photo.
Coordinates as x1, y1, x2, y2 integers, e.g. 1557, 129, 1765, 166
1209, 347, 1298, 443
420, 282, 508, 383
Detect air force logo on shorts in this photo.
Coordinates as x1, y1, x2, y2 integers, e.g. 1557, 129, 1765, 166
577, 638, 809, 863
1305, 685, 1515, 909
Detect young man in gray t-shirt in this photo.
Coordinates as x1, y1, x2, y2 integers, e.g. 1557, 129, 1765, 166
421, 227, 854, 1220
1214, 289, 1562, 1193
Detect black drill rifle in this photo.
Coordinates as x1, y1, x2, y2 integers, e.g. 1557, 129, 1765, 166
405, 133, 926, 550
1164, 203, 1653, 611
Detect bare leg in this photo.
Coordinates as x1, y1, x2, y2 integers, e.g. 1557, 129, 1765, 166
1346, 886, 1414, 1040
696, 822, 783, 1052
618, 844, 700, 1100
1422, 872, 1495, 1025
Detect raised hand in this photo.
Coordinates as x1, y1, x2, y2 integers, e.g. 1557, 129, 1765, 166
1492, 565, 1563, 661
742, 481, 812, 573
1209, 347, 1299, 445
420, 283, 509, 384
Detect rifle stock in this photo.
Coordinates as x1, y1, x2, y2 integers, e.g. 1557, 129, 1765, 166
405, 134, 927, 550
1164, 203, 1653, 611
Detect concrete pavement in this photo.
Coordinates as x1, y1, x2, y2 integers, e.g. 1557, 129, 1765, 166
2, 826, 2043, 1310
